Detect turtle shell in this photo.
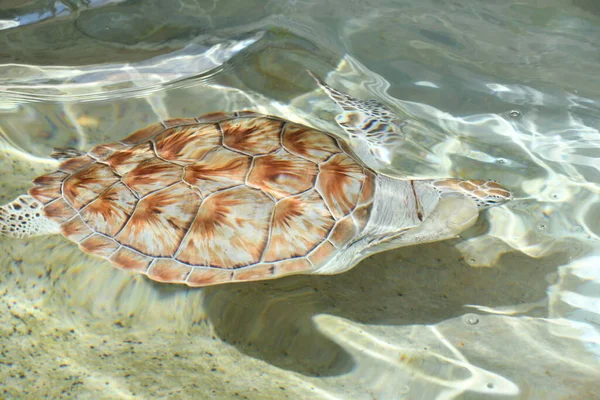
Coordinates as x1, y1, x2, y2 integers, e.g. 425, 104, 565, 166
28, 111, 376, 286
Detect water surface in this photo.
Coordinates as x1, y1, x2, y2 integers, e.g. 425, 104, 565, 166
0, 0, 599, 399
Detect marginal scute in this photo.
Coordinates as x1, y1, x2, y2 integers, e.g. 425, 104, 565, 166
120, 122, 164, 145
233, 264, 275, 282
154, 124, 221, 164
147, 259, 192, 283
183, 147, 251, 196
79, 234, 120, 258
352, 202, 372, 230
358, 170, 376, 205
62, 163, 120, 210
187, 267, 233, 287
109, 247, 153, 273
307, 241, 336, 266
80, 182, 137, 236
61, 216, 93, 243
163, 118, 198, 128
316, 153, 366, 219
29, 171, 68, 205
264, 190, 334, 262
329, 215, 358, 248
88, 142, 128, 160
247, 149, 318, 199
274, 258, 313, 275
43, 198, 76, 223
196, 112, 233, 123
122, 159, 183, 197
176, 186, 273, 268
58, 155, 95, 173
221, 117, 282, 155
282, 124, 340, 163
115, 182, 201, 257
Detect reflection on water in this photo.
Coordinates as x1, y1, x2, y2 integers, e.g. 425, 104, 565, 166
1, 0, 599, 399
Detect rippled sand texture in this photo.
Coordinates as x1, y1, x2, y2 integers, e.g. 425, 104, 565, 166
1, 0, 600, 399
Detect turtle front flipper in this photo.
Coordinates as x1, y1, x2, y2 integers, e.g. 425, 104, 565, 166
308, 70, 405, 164
0, 195, 61, 238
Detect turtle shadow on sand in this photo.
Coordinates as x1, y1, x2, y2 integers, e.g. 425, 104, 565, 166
201, 226, 564, 377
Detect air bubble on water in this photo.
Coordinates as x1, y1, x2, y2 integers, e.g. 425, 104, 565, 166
537, 223, 547, 231
497, 158, 506, 164
509, 110, 521, 118
463, 314, 480, 325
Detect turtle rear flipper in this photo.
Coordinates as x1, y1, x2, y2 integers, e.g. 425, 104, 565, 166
0, 195, 61, 238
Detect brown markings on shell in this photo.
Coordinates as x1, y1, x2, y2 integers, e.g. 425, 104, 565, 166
122, 159, 183, 197
184, 147, 251, 196
233, 264, 275, 282
187, 268, 233, 287
120, 122, 164, 145
264, 190, 334, 262
358, 170, 376, 206
88, 142, 128, 161
147, 259, 192, 283
221, 117, 282, 155
80, 182, 137, 236
105, 143, 156, 176
196, 112, 234, 123
61, 216, 93, 243
43, 198, 76, 223
275, 258, 313, 275
79, 234, 120, 258
29, 171, 68, 204
247, 149, 318, 199
329, 215, 358, 248
316, 153, 366, 219
163, 118, 198, 128
115, 182, 201, 257
282, 124, 341, 163
352, 202, 372, 230
154, 124, 221, 164
307, 241, 336, 266
58, 155, 95, 173
109, 247, 153, 273
177, 186, 273, 268
62, 163, 120, 210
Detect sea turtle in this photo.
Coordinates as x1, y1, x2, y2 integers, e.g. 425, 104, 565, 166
0, 73, 511, 287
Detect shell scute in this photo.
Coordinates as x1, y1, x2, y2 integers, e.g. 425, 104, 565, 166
247, 149, 318, 199
79, 234, 120, 258
80, 182, 137, 236
154, 124, 221, 164
122, 159, 183, 197
115, 182, 201, 257
163, 118, 198, 128
274, 258, 313, 276
105, 143, 156, 176
264, 190, 334, 262
183, 147, 251, 196
233, 264, 276, 282
43, 198, 76, 222
176, 186, 273, 268
316, 153, 367, 219
63, 163, 120, 210
187, 267, 233, 287
307, 241, 336, 266
109, 247, 152, 273
329, 216, 358, 248
221, 117, 282, 155
147, 259, 192, 283
58, 155, 95, 173
61, 216, 93, 242
282, 125, 341, 163
88, 142, 128, 161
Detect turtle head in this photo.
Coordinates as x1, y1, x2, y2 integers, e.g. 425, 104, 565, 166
429, 179, 512, 210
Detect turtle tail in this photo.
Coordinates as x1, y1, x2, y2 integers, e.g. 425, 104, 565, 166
0, 195, 61, 238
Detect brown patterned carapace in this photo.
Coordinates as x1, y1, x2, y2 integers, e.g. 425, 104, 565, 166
29, 112, 375, 286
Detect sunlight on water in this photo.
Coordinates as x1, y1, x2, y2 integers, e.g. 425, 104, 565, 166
0, 0, 599, 398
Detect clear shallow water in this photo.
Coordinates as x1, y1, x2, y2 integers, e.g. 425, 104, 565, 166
0, 0, 599, 399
